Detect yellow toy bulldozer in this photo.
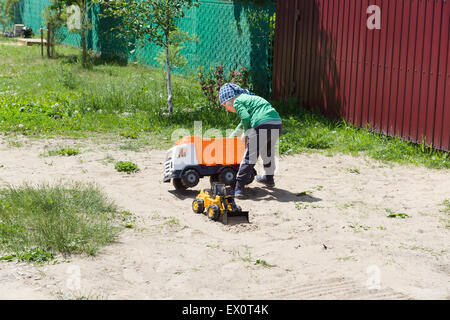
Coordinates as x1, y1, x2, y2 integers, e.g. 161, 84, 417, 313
192, 183, 249, 225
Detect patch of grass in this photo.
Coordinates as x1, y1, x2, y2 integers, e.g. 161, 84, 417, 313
295, 202, 309, 210
116, 210, 136, 229
114, 161, 139, 173
46, 147, 80, 156
275, 100, 449, 169
120, 131, 138, 139
441, 199, 450, 213
399, 243, 446, 258
0, 44, 448, 169
347, 168, 360, 174
385, 208, 410, 219
336, 256, 354, 262
235, 246, 253, 263
0, 248, 54, 263
347, 222, 371, 232
118, 138, 150, 152
164, 217, 180, 226
295, 202, 323, 210
101, 154, 115, 165
254, 259, 276, 268
56, 63, 79, 89
7, 139, 24, 148
0, 182, 123, 259
296, 191, 312, 197
340, 202, 356, 210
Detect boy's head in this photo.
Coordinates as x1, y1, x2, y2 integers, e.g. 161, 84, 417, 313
222, 97, 238, 113
219, 83, 253, 112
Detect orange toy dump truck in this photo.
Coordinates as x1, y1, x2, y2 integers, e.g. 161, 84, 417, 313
163, 136, 256, 190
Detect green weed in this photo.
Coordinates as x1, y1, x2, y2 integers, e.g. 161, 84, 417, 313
255, 259, 275, 268
0, 248, 55, 263
385, 208, 410, 219
114, 161, 139, 173
46, 147, 80, 156
120, 131, 138, 139
348, 222, 371, 232
441, 199, 450, 213
165, 217, 180, 226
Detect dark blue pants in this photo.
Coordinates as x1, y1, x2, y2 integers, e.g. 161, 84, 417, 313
235, 122, 282, 190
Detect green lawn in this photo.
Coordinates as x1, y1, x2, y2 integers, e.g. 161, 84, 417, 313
0, 38, 448, 168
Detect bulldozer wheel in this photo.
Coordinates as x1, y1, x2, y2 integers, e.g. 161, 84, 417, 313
192, 199, 204, 214
172, 178, 187, 191
207, 204, 220, 221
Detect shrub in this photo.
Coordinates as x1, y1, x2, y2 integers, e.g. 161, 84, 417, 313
198, 65, 250, 107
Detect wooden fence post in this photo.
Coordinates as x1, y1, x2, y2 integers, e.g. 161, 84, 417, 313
40, 27, 43, 57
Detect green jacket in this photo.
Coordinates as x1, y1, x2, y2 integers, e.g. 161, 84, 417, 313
231, 94, 281, 136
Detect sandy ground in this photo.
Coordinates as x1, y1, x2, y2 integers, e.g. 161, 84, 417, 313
0, 135, 449, 300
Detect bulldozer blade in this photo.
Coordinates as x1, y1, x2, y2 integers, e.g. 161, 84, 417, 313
220, 211, 249, 225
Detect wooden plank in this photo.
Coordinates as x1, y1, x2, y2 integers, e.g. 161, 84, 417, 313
17, 38, 47, 46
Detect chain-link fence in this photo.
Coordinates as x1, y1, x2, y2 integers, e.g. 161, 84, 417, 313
12, 0, 275, 96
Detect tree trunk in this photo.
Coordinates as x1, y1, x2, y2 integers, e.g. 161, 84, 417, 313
165, 35, 173, 114
80, 8, 87, 68
51, 28, 55, 57
47, 24, 50, 58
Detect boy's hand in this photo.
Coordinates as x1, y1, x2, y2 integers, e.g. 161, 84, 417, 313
241, 133, 246, 142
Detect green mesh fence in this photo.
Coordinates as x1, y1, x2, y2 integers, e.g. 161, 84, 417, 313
13, 0, 275, 95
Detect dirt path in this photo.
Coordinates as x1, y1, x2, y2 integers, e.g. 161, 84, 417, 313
0, 136, 449, 300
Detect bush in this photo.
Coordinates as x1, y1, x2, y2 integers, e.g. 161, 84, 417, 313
198, 64, 250, 107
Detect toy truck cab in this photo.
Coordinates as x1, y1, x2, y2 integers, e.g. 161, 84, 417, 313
163, 136, 256, 190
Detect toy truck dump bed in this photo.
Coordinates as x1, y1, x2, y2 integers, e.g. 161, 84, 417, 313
163, 136, 256, 191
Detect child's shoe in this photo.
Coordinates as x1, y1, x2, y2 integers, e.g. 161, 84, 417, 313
234, 188, 245, 199
256, 175, 275, 188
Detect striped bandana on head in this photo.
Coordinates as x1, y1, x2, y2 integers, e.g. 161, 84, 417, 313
218, 83, 254, 105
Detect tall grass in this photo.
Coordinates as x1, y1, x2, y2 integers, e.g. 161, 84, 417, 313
0, 182, 125, 259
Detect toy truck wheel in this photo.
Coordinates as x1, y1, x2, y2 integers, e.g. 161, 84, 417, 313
207, 204, 220, 221
219, 167, 237, 186
172, 178, 187, 191
182, 169, 200, 188
192, 198, 204, 214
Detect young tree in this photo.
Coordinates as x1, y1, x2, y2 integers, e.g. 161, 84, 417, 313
154, 28, 197, 71
97, 0, 200, 114
60, 0, 94, 68
42, 0, 69, 57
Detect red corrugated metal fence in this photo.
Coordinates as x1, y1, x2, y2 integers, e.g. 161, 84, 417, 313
272, 0, 450, 151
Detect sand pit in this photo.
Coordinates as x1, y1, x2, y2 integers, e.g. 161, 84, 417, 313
0, 135, 448, 300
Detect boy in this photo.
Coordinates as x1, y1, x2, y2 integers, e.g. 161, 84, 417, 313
219, 83, 282, 198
